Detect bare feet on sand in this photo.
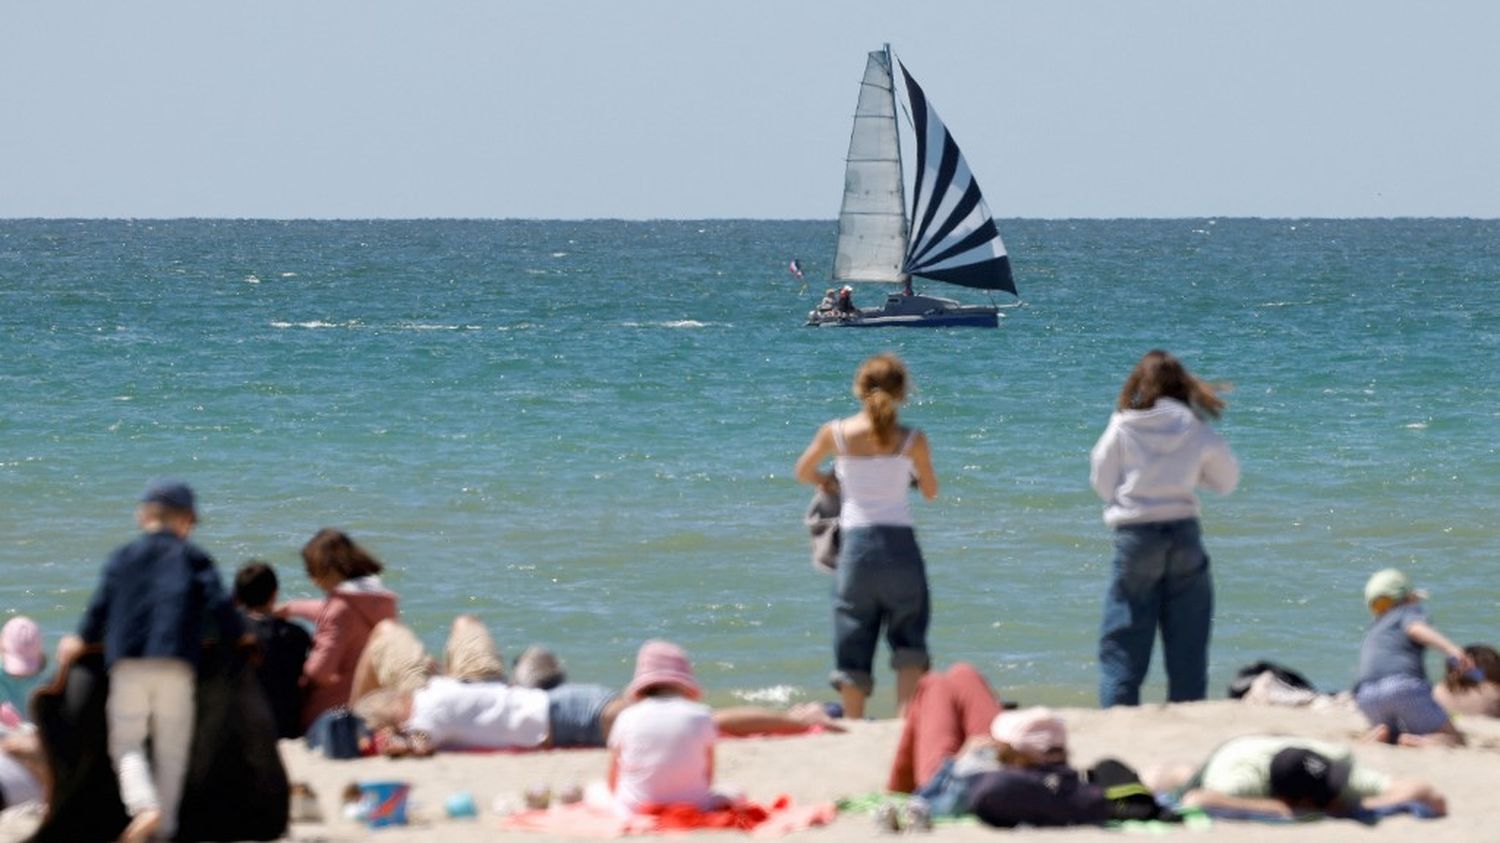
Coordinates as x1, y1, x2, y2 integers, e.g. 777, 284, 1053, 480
119, 808, 161, 843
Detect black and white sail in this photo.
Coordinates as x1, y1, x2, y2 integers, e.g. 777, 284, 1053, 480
896, 60, 1016, 294
831, 46, 1016, 296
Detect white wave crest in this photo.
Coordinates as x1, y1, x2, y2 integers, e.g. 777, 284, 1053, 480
269, 320, 360, 330
730, 685, 799, 705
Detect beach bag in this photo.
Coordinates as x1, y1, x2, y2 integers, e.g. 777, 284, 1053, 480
1088, 758, 1176, 822
29, 645, 289, 843
804, 488, 841, 574
965, 765, 1111, 829
1227, 661, 1316, 700
304, 706, 366, 759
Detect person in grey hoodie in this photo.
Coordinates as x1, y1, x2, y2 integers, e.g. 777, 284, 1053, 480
1090, 350, 1240, 707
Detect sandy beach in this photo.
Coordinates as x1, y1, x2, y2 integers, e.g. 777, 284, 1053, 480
271, 699, 1500, 842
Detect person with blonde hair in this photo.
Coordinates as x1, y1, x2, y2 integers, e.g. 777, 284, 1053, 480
1355, 568, 1470, 746
1090, 350, 1239, 707
797, 353, 938, 718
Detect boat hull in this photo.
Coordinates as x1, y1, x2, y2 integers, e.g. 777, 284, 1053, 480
806, 292, 1001, 329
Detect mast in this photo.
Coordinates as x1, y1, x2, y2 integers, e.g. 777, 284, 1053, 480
885, 43, 911, 289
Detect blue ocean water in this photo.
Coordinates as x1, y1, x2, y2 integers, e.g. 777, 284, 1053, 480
2, 218, 1497, 712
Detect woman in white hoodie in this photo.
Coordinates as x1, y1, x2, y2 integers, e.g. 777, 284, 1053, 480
1090, 350, 1239, 707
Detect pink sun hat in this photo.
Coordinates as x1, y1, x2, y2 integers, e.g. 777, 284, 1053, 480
624, 640, 702, 701
1, 617, 44, 676
990, 706, 1067, 761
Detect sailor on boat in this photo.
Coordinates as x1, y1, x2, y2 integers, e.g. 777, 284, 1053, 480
816, 288, 839, 313
836, 286, 858, 315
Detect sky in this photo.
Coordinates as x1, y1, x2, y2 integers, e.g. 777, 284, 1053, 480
3, 1, 1498, 219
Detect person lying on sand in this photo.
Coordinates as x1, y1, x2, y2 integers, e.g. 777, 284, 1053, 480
354, 676, 605, 755
886, 664, 1162, 827
1162, 735, 1447, 819
349, 623, 837, 756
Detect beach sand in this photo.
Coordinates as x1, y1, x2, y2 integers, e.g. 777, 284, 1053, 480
274, 699, 1500, 842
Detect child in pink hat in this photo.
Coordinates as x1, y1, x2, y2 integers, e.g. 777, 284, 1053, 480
0, 617, 48, 727
604, 640, 725, 814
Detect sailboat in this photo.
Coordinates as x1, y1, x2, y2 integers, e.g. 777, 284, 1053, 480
807, 45, 1018, 328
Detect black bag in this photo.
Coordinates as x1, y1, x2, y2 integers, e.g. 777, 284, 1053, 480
1088, 758, 1179, 822
29, 646, 290, 843
304, 706, 366, 759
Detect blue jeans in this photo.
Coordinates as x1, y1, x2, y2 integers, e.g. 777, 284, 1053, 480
1098, 518, 1214, 707
831, 526, 931, 695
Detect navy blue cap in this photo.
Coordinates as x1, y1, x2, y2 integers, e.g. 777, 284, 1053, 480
140, 479, 197, 514
1268, 748, 1350, 808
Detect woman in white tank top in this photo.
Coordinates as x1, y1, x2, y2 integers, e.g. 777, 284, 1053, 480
796, 353, 938, 718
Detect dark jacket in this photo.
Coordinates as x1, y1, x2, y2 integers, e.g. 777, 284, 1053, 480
77, 530, 243, 667
243, 612, 312, 739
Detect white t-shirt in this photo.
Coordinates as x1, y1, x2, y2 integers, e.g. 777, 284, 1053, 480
404, 677, 550, 750
608, 695, 717, 813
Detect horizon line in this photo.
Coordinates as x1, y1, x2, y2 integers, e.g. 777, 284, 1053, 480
3, 215, 1499, 223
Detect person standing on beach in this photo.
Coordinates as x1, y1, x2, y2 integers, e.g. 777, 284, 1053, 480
1090, 350, 1239, 707
797, 353, 938, 718
60, 480, 247, 843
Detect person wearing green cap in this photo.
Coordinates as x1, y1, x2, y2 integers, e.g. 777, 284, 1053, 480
1355, 568, 1472, 747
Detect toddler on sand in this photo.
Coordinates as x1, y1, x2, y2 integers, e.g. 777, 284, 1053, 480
604, 640, 725, 815
1356, 568, 1471, 746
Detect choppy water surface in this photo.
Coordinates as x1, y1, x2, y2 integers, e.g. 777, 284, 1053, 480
2, 219, 1496, 711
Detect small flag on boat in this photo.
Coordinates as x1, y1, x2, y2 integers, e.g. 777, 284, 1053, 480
788, 259, 804, 281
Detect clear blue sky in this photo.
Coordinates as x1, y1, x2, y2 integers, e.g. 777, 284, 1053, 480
3, 1, 1497, 219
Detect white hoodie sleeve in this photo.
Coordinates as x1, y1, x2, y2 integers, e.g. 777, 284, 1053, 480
1089, 416, 1123, 502
1197, 430, 1240, 495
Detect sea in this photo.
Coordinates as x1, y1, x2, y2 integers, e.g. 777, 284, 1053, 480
2, 218, 1497, 714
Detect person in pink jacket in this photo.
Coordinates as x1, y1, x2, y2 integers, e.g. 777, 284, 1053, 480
282, 528, 399, 729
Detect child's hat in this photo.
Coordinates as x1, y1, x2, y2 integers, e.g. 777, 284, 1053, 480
624, 639, 701, 701
1, 617, 44, 676
990, 706, 1067, 760
140, 478, 197, 514
1364, 568, 1427, 605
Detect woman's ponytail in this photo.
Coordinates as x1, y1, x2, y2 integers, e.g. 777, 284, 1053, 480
853, 353, 909, 447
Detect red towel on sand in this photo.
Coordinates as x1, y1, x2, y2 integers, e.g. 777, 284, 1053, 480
499, 796, 837, 837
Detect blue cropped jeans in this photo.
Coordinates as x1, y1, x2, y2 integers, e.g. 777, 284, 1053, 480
1097, 518, 1214, 707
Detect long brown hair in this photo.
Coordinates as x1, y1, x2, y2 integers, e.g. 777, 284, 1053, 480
1116, 349, 1226, 419
302, 528, 383, 584
853, 353, 908, 448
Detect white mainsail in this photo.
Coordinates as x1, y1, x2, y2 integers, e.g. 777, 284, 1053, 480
831, 49, 907, 284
